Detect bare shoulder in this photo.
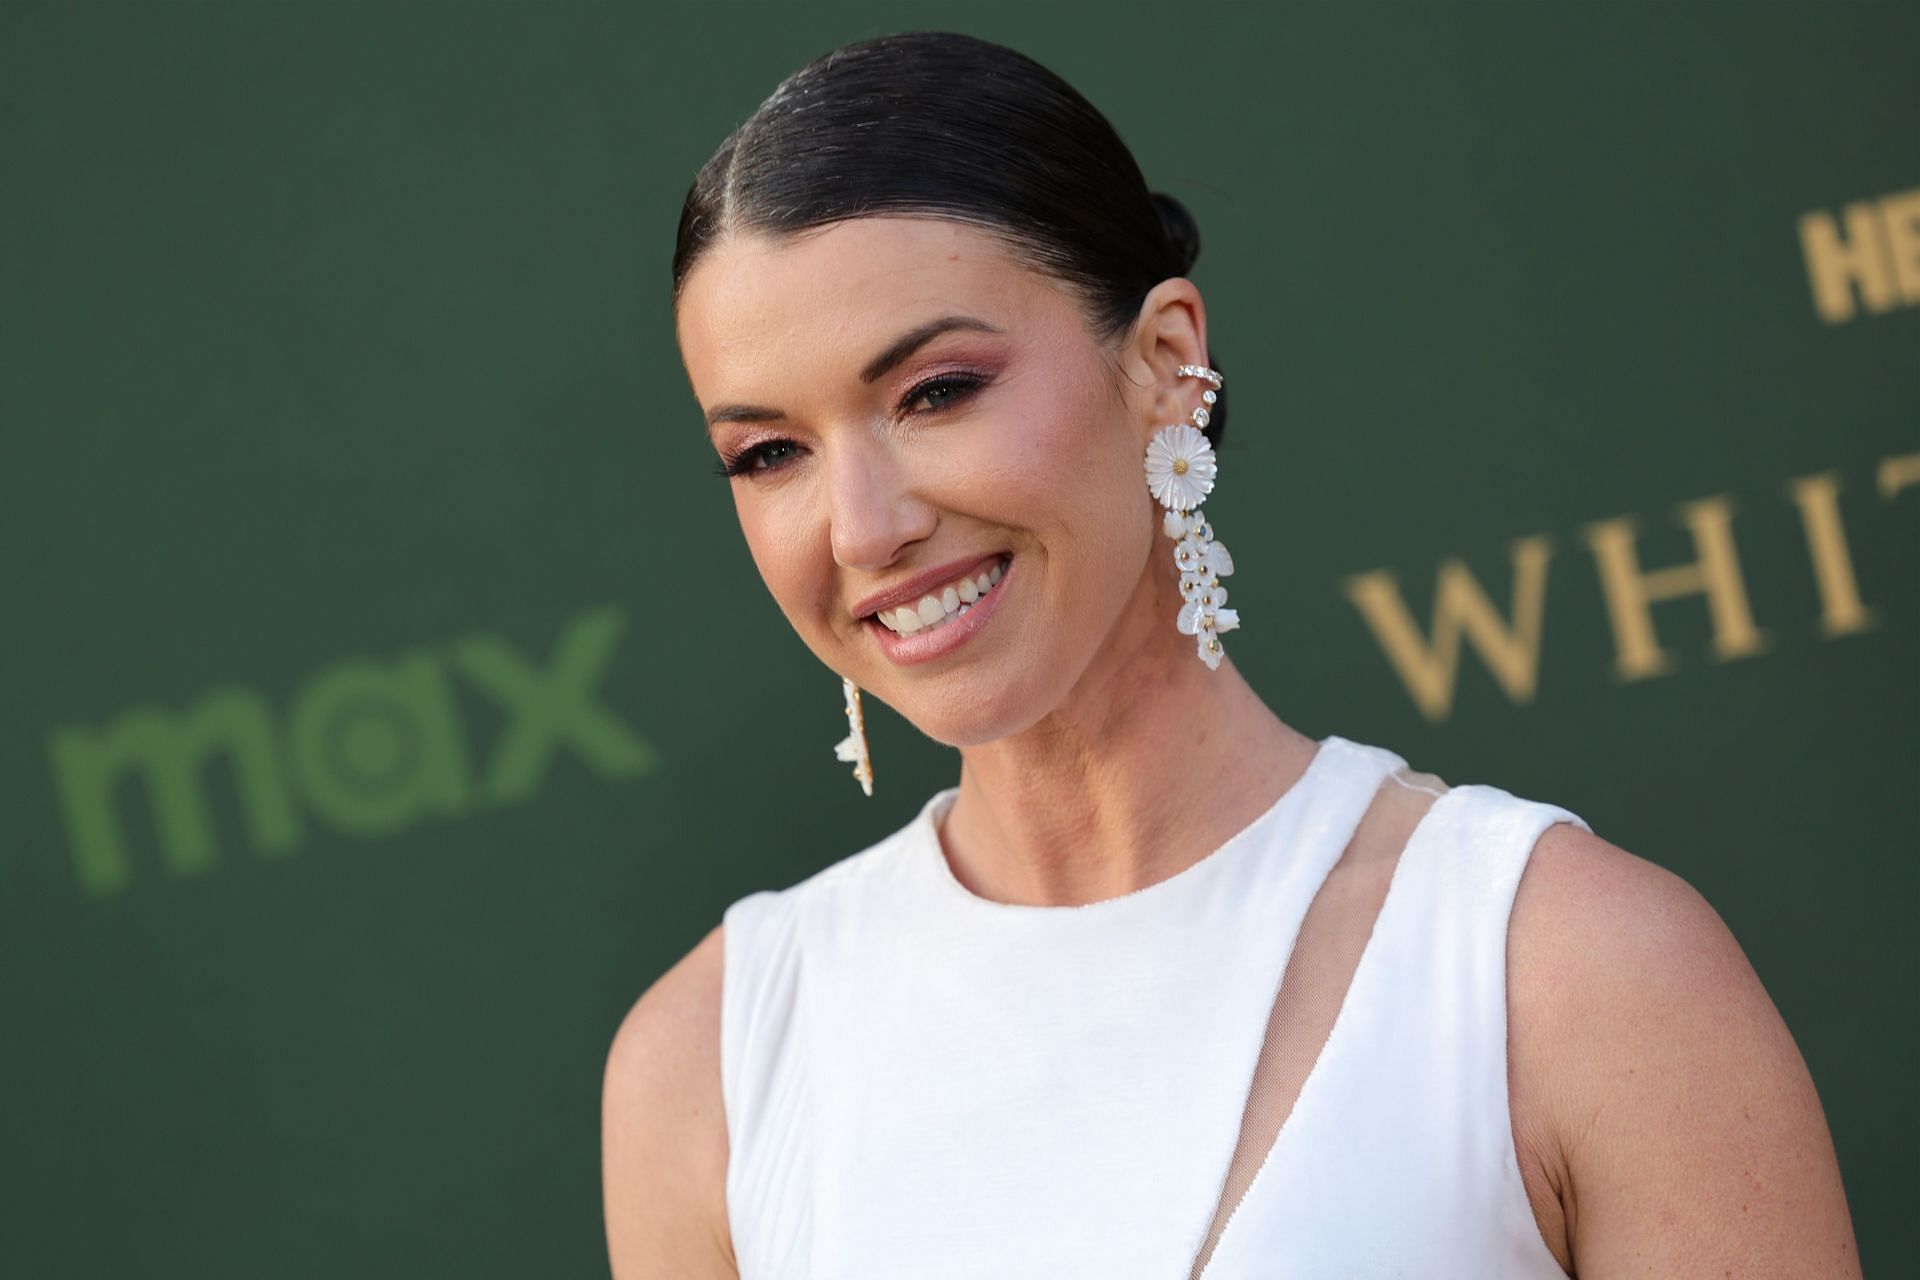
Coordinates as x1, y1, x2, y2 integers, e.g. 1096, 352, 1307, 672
1507, 820, 1861, 1277
601, 923, 735, 1280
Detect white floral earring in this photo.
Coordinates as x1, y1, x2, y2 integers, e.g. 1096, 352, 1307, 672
1142, 364, 1240, 670
833, 675, 875, 796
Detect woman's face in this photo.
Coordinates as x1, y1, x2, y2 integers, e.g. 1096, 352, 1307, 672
675, 216, 1195, 747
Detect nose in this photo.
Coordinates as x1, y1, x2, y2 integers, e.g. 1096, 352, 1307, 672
826, 438, 936, 572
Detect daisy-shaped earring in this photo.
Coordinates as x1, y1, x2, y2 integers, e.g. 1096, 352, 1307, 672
1143, 364, 1241, 670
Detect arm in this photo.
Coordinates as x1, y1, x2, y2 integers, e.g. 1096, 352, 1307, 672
1511, 824, 1861, 1277
601, 924, 736, 1279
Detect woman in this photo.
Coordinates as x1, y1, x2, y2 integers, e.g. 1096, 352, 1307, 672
602, 31, 1859, 1278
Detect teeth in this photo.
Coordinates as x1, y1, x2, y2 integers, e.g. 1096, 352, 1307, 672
875, 558, 1009, 636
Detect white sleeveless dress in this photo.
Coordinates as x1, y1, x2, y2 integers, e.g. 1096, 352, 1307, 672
719, 733, 1589, 1277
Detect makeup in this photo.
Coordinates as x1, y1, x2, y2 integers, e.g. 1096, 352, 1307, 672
864, 556, 1015, 666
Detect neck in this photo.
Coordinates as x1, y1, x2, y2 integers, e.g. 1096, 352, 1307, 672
941, 566, 1318, 907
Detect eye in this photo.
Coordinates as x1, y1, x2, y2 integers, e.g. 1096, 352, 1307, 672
713, 438, 802, 479
900, 371, 990, 416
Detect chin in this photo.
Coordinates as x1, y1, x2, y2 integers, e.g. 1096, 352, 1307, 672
914, 714, 1022, 750
883, 663, 1071, 749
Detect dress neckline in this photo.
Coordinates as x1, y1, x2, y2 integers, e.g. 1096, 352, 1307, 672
909, 733, 1364, 916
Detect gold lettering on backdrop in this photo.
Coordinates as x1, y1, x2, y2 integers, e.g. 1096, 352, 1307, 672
1880, 451, 1920, 502
1351, 452, 1914, 721
1581, 497, 1771, 682
1341, 535, 1554, 721
1787, 470, 1879, 638
1883, 189, 1920, 302
1798, 185, 1920, 323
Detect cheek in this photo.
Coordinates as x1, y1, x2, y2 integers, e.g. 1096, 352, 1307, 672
1006, 378, 1153, 566
734, 490, 834, 632
992, 350, 1122, 483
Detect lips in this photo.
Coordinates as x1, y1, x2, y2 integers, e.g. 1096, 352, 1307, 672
850, 551, 1010, 621
871, 556, 1008, 636
863, 554, 1016, 666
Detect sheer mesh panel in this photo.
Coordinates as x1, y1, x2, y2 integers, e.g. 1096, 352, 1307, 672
1187, 767, 1448, 1279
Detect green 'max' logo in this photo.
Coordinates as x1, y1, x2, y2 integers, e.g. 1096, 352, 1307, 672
48, 606, 656, 896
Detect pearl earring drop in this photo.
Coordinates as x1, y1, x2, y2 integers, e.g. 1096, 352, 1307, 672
833, 675, 874, 796
1142, 365, 1240, 669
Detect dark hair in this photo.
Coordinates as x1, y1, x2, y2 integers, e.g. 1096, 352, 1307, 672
671, 30, 1227, 443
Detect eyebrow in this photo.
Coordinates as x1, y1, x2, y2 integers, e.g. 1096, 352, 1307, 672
859, 314, 1003, 383
703, 313, 1004, 430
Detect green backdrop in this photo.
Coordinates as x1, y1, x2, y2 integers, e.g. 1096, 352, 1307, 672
3, 2, 1913, 1274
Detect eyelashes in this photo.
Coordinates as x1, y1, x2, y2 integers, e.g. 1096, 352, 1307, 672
712, 439, 798, 478
712, 370, 993, 479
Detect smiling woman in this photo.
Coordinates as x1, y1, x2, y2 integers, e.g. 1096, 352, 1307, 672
601, 30, 1861, 1280
678, 213, 1188, 745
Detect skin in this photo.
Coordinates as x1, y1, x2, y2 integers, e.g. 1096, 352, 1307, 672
601, 215, 1862, 1277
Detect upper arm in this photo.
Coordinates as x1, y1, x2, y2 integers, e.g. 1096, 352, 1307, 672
601, 923, 736, 1280
1511, 823, 1862, 1278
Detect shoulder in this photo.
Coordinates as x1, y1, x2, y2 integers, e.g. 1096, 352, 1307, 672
1506, 819, 1778, 1069
601, 924, 735, 1279
1505, 819, 1861, 1275
597, 809, 934, 1278
1508, 817, 1728, 990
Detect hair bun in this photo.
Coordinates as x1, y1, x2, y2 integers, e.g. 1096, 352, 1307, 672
1151, 191, 1202, 275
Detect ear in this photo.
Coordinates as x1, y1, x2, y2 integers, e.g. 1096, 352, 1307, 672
1117, 277, 1212, 450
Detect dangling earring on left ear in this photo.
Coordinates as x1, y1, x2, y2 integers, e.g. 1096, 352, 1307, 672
833, 675, 875, 796
1142, 363, 1240, 670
